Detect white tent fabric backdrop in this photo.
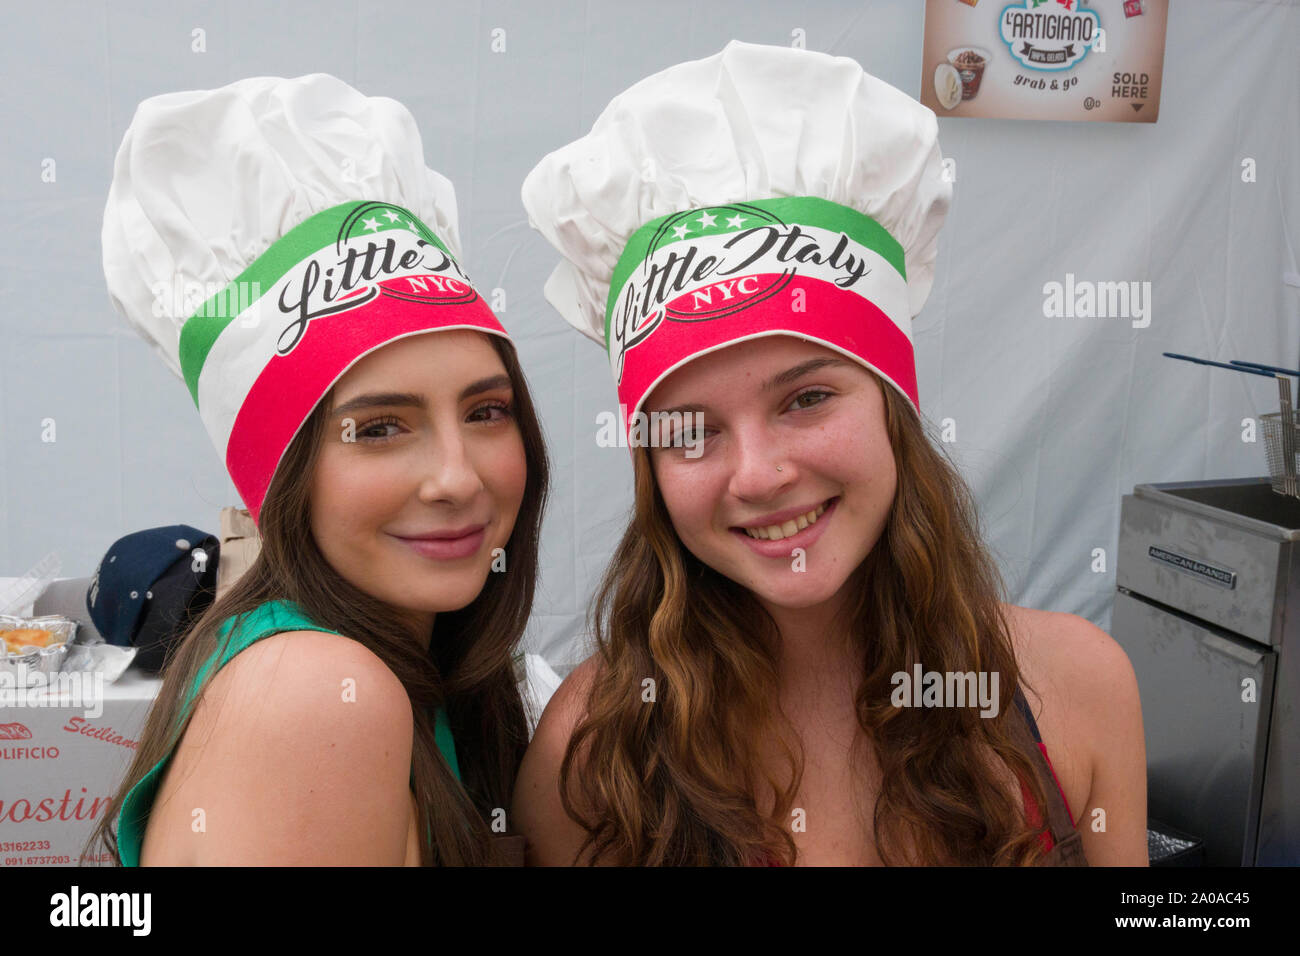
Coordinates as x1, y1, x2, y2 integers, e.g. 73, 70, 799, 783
0, 0, 1295, 673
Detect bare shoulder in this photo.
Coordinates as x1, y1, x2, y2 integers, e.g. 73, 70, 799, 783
213, 628, 411, 707
546, 655, 603, 729
197, 629, 415, 747
512, 654, 604, 865
1000, 603, 1148, 864
169, 629, 415, 864
521, 654, 603, 766
1001, 603, 1138, 717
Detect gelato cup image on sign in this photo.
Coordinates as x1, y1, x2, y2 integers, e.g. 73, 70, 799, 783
934, 63, 963, 109
947, 46, 990, 99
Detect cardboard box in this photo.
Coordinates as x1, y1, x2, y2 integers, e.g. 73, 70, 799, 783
215, 507, 260, 601
0, 668, 162, 866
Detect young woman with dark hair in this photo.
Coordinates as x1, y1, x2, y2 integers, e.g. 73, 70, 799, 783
86, 74, 549, 866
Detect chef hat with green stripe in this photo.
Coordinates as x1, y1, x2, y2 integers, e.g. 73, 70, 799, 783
522, 40, 951, 439
103, 73, 508, 525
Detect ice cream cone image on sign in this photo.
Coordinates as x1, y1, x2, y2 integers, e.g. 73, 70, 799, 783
947, 46, 990, 99
934, 63, 963, 109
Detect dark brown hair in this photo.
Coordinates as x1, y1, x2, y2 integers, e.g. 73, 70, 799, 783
85, 333, 549, 865
559, 370, 1055, 865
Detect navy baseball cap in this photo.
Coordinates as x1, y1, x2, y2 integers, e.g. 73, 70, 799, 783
86, 525, 220, 669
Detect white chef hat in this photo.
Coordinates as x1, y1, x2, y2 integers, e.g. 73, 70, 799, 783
103, 73, 508, 524
522, 40, 951, 433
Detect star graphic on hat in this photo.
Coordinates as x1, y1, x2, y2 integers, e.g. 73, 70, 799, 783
696, 211, 717, 228
726, 215, 747, 229
362, 217, 381, 232
383, 209, 402, 223
672, 223, 691, 239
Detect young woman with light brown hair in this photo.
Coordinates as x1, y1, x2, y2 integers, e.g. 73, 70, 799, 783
512, 41, 1147, 866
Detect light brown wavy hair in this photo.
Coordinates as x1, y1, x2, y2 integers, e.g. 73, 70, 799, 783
559, 368, 1057, 865
85, 334, 548, 866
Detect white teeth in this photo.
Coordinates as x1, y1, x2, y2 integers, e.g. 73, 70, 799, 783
742, 500, 831, 540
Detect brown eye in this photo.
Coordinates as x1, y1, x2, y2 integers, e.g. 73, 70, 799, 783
358, 416, 402, 441
468, 401, 514, 424
788, 389, 832, 411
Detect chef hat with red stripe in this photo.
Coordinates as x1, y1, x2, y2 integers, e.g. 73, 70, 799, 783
521, 40, 952, 438
102, 73, 508, 525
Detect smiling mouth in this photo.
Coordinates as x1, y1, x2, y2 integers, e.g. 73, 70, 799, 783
733, 497, 839, 541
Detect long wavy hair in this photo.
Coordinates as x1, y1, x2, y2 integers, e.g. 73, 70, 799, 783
86, 333, 549, 866
559, 369, 1057, 865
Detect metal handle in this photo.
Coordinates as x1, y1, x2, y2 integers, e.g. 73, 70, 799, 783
1230, 360, 1300, 378
1279, 377, 1298, 496
1162, 352, 1277, 377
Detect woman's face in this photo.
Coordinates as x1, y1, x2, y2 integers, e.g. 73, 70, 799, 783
309, 330, 526, 633
646, 335, 897, 615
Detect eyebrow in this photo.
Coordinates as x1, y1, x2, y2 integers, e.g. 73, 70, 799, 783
651, 358, 853, 417
762, 357, 853, 392
331, 374, 512, 418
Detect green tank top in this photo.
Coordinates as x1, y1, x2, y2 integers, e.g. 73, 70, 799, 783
115, 599, 460, 866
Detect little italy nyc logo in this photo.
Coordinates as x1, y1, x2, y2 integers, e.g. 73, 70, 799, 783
272, 202, 478, 356
608, 202, 875, 382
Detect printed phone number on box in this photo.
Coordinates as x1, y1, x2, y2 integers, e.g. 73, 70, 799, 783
1, 840, 51, 852
5, 855, 72, 865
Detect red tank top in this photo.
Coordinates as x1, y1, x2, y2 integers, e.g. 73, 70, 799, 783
1016, 689, 1076, 851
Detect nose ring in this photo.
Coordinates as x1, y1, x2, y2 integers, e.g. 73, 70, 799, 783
776, 465, 783, 472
